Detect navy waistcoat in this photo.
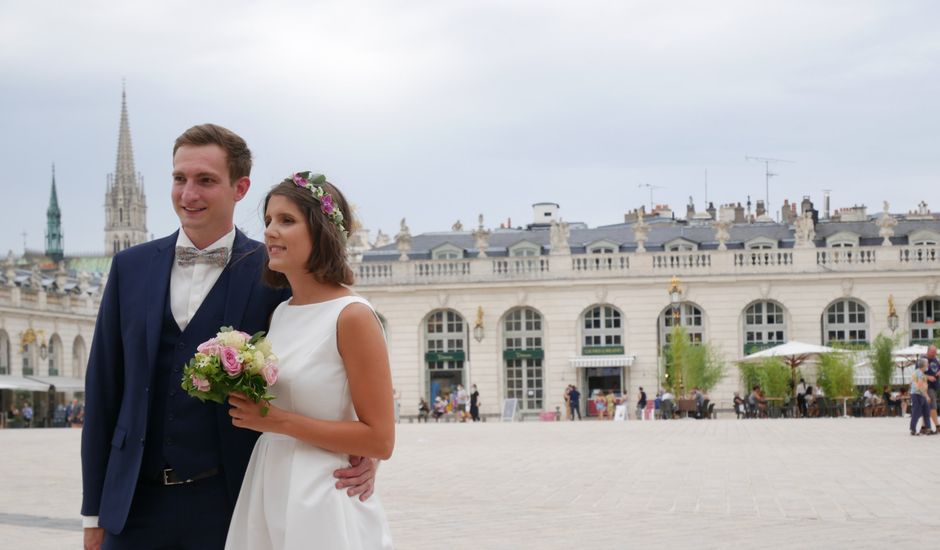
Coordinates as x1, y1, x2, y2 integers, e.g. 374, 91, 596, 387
141, 269, 231, 479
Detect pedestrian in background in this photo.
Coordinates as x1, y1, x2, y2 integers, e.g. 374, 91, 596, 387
911, 358, 933, 435
469, 384, 481, 422
569, 386, 581, 420
636, 387, 647, 420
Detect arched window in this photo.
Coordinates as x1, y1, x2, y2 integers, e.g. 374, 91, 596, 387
823, 299, 868, 345
659, 303, 704, 348
910, 297, 940, 344
72, 335, 87, 378
502, 307, 544, 411
424, 310, 466, 402
47, 334, 63, 376
582, 305, 623, 353
0, 330, 10, 375
743, 301, 786, 355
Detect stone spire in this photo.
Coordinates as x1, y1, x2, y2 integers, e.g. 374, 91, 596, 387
104, 84, 148, 256
45, 164, 64, 262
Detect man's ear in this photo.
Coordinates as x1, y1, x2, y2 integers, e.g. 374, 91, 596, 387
234, 177, 251, 202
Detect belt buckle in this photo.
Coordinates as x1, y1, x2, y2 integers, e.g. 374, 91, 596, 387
162, 468, 189, 486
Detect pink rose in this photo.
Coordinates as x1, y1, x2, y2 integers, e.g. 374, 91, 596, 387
197, 339, 221, 356
292, 173, 307, 187
191, 375, 211, 392
220, 346, 243, 376
262, 362, 278, 386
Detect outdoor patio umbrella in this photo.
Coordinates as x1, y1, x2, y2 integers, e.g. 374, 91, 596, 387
740, 341, 849, 407
893, 344, 929, 383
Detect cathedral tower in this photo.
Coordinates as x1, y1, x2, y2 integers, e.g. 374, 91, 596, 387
45, 164, 64, 262
104, 86, 148, 256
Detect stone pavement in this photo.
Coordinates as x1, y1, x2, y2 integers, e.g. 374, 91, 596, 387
0, 418, 931, 549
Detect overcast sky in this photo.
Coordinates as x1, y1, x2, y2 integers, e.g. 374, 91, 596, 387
1, 0, 938, 255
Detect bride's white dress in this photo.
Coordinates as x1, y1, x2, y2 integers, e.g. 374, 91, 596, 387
225, 296, 393, 549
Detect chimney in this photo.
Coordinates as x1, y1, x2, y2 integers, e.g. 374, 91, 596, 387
823, 191, 831, 220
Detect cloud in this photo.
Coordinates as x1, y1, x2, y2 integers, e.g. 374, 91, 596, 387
1, 1, 939, 254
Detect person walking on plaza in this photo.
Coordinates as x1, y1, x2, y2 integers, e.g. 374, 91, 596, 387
81, 124, 377, 550
22, 403, 33, 428
418, 397, 430, 422
911, 358, 933, 435
469, 384, 481, 422
796, 378, 807, 417
456, 384, 470, 422
925, 345, 940, 428
636, 387, 647, 420
569, 386, 581, 420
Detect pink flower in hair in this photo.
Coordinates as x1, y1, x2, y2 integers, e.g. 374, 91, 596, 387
292, 173, 307, 187
320, 194, 335, 215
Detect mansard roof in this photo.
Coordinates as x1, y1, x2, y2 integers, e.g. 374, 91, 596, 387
361, 217, 940, 260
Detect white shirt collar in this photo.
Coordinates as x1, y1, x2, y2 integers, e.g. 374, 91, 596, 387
176, 227, 237, 251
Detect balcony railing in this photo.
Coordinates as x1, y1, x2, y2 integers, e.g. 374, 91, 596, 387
351, 245, 940, 286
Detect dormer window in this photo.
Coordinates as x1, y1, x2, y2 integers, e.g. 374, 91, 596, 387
663, 238, 698, 252
745, 237, 778, 250
586, 239, 619, 254
509, 241, 541, 257
825, 231, 860, 248
431, 243, 463, 260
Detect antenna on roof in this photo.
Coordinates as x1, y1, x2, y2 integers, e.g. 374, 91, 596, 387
638, 183, 665, 212
746, 155, 795, 220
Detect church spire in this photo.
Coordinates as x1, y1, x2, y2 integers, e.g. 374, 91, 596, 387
114, 83, 138, 189
45, 164, 64, 262
104, 84, 148, 256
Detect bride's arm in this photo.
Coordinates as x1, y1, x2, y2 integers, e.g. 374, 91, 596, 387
228, 303, 395, 460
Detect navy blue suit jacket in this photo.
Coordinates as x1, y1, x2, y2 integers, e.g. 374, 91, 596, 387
81, 230, 288, 533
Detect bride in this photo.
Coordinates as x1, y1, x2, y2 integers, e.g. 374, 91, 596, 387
224, 172, 394, 549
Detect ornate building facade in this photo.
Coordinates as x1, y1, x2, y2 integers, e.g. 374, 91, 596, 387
351, 200, 940, 418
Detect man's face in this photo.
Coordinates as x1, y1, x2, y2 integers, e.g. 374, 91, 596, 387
172, 144, 249, 244
929, 345, 937, 359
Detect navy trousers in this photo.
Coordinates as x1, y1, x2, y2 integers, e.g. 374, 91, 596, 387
911, 393, 932, 433
102, 475, 232, 550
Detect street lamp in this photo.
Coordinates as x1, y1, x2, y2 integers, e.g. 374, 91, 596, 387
667, 276, 683, 396
669, 276, 682, 320
473, 306, 485, 343
887, 295, 899, 333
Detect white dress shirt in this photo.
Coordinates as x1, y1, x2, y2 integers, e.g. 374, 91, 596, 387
82, 228, 235, 529
170, 228, 235, 331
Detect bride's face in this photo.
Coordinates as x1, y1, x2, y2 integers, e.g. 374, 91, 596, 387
264, 194, 313, 275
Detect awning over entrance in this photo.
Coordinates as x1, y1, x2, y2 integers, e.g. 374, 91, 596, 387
569, 355, 635, 368
0, 376, 51, 391
26, 376, 86, 391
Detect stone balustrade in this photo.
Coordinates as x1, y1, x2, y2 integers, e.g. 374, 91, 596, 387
353, 245, 940, 286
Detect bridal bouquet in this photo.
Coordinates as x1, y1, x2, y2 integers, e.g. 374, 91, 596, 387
181, 327, 279, 414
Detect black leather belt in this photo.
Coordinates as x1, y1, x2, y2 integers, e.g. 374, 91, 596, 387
146, 467, 220, 486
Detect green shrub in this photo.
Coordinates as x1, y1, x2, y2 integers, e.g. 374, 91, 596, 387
817, 353, 856, 398
868, 333, 897, 389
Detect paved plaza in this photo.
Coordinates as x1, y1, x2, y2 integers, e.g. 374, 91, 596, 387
0, 418, 932, 549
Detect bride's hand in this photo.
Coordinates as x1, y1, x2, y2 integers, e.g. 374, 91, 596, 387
228, 392, 279, 432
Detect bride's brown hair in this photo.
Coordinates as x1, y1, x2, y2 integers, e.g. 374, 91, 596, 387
261, 177, 355, 288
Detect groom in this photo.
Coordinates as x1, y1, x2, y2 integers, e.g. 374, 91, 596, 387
82, 124, 378, 549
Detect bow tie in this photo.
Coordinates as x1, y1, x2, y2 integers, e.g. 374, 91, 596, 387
176, 246, 230, 268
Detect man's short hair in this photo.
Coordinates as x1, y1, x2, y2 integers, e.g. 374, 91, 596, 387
173, 123, 252, 182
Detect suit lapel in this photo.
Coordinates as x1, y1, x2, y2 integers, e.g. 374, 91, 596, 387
222, 230, 263, 329
145, 232, 178, 378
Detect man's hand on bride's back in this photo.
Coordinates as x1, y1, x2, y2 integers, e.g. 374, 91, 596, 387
334, 456, 379, 501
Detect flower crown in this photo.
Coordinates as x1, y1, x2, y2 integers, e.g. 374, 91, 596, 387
291, 171, 347, 237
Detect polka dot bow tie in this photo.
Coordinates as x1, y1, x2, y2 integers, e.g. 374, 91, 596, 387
175, 246, 230, 268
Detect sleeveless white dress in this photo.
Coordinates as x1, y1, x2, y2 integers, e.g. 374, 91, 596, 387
225, 296, 394, 550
